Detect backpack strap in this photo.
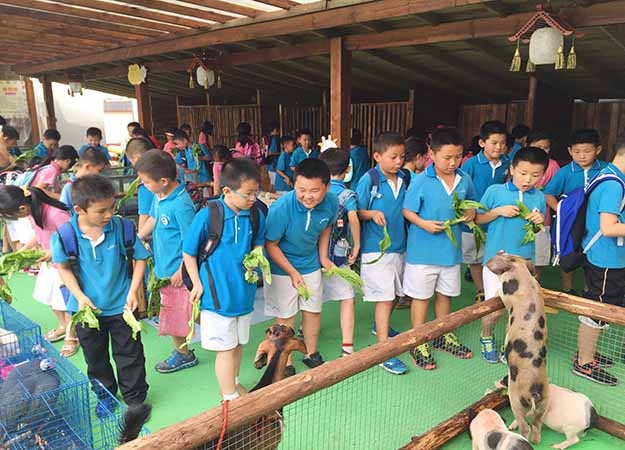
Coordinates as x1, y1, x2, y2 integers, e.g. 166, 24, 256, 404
118, 216, 137, 279
57, 222, 80, 283
399, 168, 412, 189
250, 204, 260, 247
366, 168, 381, 209
197, 201, 224, 310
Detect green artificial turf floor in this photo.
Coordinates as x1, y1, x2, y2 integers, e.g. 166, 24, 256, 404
6, 267, 625, 450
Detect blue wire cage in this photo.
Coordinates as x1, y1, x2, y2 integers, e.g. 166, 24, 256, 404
0, 300, 42, 360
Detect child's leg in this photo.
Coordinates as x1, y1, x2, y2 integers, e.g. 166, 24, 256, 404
301, 311, 320, 356
469, 264, 484, 294
75, 319, 118, 398
215, 348, 238, 398
374, 301, 395, 342
52, 309, 69, 330
433, 292, 451, 318
340, 297, 355, 352
172, 336, 188, 354
577, 322, 602, 365
410, 298, 430, 328
561, 269, 575, 292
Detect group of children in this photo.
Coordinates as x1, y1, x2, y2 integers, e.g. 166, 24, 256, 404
1, 115, 625, 418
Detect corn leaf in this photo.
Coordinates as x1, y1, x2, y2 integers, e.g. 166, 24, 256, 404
191, 144, 202, 171
440, 193, 487, 249
180, 300, 201, 349
13, 149, 35, 164
324, 266, 364, 294
243, 247, 272, 285
116, 176, 140, 212
69, 306, 101, 331
364, 226, 391, 265
146, 257, 169, 317
123, 308, 146, 340
297, 285, 312, 300
0, 280, 12, 303
516, 200, 544, 245
0, 249, 45, 279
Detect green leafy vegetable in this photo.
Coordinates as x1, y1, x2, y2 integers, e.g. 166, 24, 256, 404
441, 193, 487, 248
69, 305, 101, 331
116, 176, 140, 211
517, 200, 544, 245
364, 226, 391, 265
0, 249, 45, 278
243, 247, 272, 285
146, 257, 169, 318
0, 280, 12, 303
297, 285, 312, 300
191, 144, 202, 171
323, 266, 364, 294
123, 308, 146, 340
13, 149, 35, 165
180, 300, 200, 349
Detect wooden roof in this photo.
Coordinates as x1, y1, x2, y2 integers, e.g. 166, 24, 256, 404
7, 0, 625, 102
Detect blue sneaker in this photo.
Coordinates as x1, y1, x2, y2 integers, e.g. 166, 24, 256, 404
95, 396, 117, 419
379, 357, 408, 375
371, 323, 400, 338
480, 336, 499, 363
155, 349, 199, 373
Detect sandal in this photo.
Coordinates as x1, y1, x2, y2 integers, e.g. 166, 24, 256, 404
60, 338, 80, 358
45, 328, 66, 343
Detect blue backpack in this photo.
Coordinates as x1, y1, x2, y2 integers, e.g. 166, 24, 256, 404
365, 167, 410, 209
552, 172, 625, 272
329, 189, 357, 266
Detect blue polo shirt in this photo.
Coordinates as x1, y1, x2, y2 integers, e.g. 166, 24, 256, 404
274, 151, 293, 192
583, 164, 625, 269
51, 215, 150, 316
78, 144, 111, 161
175, 144, 210, 182
509, 142, 523, 161
60, 175, 76, 213
350, 146, 369, 187
461, 150, 511, 200
481, 181, 546, 263
267, 135, 281, 171
34, 142, 51, 159
137, 184, 154, 216
290, 147, 320, 168
403, 165, 476, 266
544, 160, 607, 198
265, 190, 338, 275
182, 198, 265, 316
356, 166, 407, 254
149, 184, 196, 279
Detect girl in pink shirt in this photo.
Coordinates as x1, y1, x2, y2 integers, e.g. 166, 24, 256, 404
163, 127, 177, 156
31, 145, 78, 199
211, 144, 232, 195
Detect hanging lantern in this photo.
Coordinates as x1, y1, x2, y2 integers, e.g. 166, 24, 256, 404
127, 64, 147, 85
529, 28, 563, 65
186, 50, 223, 90
196, 65, 215, 89
66, 72, 84, 96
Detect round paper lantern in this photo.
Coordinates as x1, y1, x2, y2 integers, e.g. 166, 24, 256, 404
196, 66, 215, 89
529, 27, 563, 65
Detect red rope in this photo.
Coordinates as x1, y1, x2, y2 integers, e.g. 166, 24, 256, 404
216, 400, 229, 450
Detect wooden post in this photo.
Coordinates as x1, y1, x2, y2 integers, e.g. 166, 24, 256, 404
542, 289, 625, 327
135, 80, 153, 135
41, 78, 57, 130
406, 88, 415, 131
526, 75, 537, 127
205, 93, 210, 106
330, 37, 351, 148
175, 96, 181, 126
24, 78, 40, 144
256, 88, 261, 106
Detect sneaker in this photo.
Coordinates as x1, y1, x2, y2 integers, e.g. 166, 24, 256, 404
464, 267, 473, 282
480, 336, 499, 363
500, 344, 507, 364
379, 357, 408, 375
432, 333, 473, 359
155, 349, 199, 373
574, 352, 614, 368
284, 365, 296, 377
409, 344, 436, 370
572, 359, 618, 386
371, 323, 400, 338
475, 290, 485, 304
95, 396, 117, 419
302, 352, 324, 368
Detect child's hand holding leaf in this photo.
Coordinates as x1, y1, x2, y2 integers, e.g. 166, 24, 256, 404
494, 204, 520, 218
422, 220, 445, 234
370, 211, 386, 227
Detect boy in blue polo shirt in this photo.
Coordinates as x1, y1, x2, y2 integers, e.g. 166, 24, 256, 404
476, 147, 547, 363
79, 127, 111, 161
357, 132, 408, 375
572, 133, 625, 387
34, 129, 61, 159
264, 158, 338, 374
183, 158, 265, 402
460, 120, 509, 306
350, 128, 369, 187
135, 150, 198, 374
544, 128, 607, 294
403, 127, 477, 370
274, 135, 296, 194
174, 129, 211, 183
60, 146, 110, 212
289, 128, 318, 170
125, 138, 155, 232
52, 175, 150, 410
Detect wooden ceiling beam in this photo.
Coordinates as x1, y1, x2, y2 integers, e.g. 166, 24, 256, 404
253, 0, 298, 9
120, 0, 233, 24
7, 29, 117, 48
179, 0, 263, 18
600, 25, 625, 53
0, 4, 164, 37
482, 0, 509, 17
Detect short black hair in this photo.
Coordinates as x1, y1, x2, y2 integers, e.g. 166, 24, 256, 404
165, 126, 178, 137
86, 127, 102, 139
281, 135, 295, 146
373, 131, 404, 155
294, 158, 330, 184
132, 127, 149, 138
43, 129, 61, 141
54, 145, 79, 167
527, 130, 552, 145
320, 148, 350, 176
511, 146, 549, 169
72, 174, 115, 210
127, 121, 141, 129
77, 146, 110, 168
0, 116, 6, 126
179, 123, 192, 135
213, 144, 232, 162
480, 120, 507, 140
614, 132, 625, 156
569, 128, 600, 147
135, 149, 177, 181
125, 137, 153, 159
430, 127, 464, 152
220, 158, 260, 190
2, 125, 19, 140
297, 128, 312, 138
511, 124, 531, 140
201, 121, 214, 136
405, 137, 427, 160
173, 129, 189, 141
351, 128, 363, 147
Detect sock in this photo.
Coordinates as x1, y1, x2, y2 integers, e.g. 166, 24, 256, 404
342, 343, 354, 354
235, 376, 240, 386
481, 335, 493, 340
222, 391, 240, 402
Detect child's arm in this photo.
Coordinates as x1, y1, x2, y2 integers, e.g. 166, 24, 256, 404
317, 226, 334, 270
599, 213, 625, 237
275, 169, 292, 187
357, 209, 386, 226
402, 209, 444, 234
182, 252, 203, 302
266, 240, 305, 288
545, 194, 559, 211
125, 259, 146, 311
138, 217, 155, 241
57, 263, 97, 310
475, 205, 519, 224
347, 210, 361, 265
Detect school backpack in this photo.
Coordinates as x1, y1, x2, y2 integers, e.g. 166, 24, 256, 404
184, 181, 206, 212
365, 167, 411, 208
0, 166, 44, 187
552, 172, 625, 272
181, 199, 267, 306
329, 189, 357, 266
233, 141, 264, 166
56, 215, 137, 284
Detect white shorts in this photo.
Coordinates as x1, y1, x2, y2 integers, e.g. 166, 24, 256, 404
32, 263, 67, 311
268, 171, 276, 186
6, 218, 35, 244
462, 231, 484, 265
361, 252, 404, 302
483, 265, 502, 301
322, 265, 355, 302
264, 270, 323, 318
403, 263, 461, 299
200, 309, 253, 351
534, 226, 551, 267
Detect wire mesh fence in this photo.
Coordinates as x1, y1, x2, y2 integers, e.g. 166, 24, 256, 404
0, 300, 42, 360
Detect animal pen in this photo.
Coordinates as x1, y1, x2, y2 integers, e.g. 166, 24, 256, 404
118, 291, 625, 450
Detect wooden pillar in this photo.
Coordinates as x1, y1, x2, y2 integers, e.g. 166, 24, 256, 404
175, 96, 181, 126
41, 78, 57, 130
135, 81, 153, 135
406, 88, 415, 131
24, 78, 40, 144
330, 37, 351, 148
526, 75, 537, 127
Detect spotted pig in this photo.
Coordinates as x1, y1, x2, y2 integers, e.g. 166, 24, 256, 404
487, 252, 548, 444
469, 408, 534, 450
